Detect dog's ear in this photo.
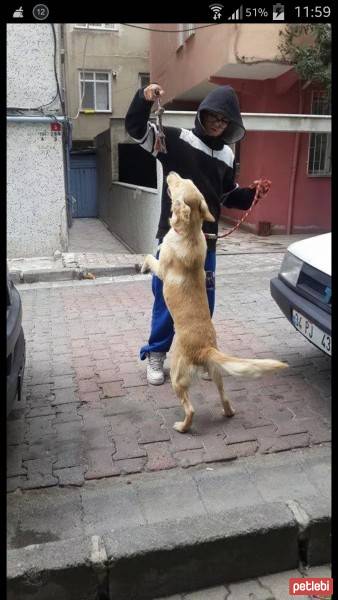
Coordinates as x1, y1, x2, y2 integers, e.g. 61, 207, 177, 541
200, 199, 215, 222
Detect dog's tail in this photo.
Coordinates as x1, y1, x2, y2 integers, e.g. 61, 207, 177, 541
199, 347, 288, 378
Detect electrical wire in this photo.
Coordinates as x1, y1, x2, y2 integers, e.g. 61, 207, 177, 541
7, 24, 62, 114
69, 26, 90, 120
51, 24, 63, 108
68, 23, 222, 119
31, 23, 62, 111
123, 23, 222, 33
8, 23, 219, 120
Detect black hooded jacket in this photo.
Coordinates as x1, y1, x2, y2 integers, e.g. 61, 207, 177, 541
125, 85, 255, 250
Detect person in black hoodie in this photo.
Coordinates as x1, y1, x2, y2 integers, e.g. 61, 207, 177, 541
125, 83, 270, 385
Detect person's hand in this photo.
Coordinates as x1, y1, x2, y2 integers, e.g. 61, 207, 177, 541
143, 84, 164, 102
249, 177, 272, 199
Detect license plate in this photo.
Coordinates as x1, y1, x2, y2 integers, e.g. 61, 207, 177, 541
292, 310, 331, 356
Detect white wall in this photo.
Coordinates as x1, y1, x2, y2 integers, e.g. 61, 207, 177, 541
7, 23, 68, 258
7, 123, 68, 258
100, 182, 160, 255
7, 24, 62, 111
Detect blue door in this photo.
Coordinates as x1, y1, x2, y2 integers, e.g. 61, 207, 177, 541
70, 153, 97, 217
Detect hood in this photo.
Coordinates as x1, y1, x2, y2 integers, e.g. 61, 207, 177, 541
288, 233, 331, 276
193, 85, 246, 148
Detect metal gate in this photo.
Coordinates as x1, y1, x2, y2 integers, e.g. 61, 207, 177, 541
70, 153, 97, 217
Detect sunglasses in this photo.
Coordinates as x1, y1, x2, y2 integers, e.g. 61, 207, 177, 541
206, 113, 229, 126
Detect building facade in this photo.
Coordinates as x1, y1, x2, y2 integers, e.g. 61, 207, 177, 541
149, 23, 331, 235
7, 23, 68, 258
62, 23, 150, 146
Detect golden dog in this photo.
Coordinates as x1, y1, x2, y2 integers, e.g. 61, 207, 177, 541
141, 172, 288, 433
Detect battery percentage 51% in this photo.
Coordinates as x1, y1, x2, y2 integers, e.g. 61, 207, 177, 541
245, 7, 269, 18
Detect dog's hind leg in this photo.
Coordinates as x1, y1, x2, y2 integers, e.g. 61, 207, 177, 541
209, 364, 235, 417
171, 357, 194, 433
173, 388, 195, 433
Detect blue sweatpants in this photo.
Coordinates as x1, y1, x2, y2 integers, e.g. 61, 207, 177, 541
140, 248, 216, 360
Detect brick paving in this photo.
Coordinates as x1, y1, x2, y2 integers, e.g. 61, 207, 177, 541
7, 251, 331, 491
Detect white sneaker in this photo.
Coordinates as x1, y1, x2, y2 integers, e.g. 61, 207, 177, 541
147, 352, 166, 385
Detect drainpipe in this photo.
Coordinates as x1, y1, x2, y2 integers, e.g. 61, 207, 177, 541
286, 82, 303, 234
58, 23, 73, 230
7, 116, 66, 122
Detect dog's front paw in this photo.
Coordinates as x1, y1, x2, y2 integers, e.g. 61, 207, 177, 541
141, 258, 150, 274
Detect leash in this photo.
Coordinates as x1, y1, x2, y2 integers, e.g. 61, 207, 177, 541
205, 178, 272, 240
153, 90, 167, 154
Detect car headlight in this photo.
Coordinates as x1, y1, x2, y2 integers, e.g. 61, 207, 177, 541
279, 252, 303, 287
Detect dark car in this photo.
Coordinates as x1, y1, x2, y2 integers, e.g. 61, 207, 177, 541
7, 265, 25, 416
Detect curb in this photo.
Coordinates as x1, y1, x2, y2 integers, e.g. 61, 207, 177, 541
7, 496, 331, 600
9, 265, 141, 284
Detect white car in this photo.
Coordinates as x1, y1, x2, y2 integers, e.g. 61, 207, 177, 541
270, 233, 331, 356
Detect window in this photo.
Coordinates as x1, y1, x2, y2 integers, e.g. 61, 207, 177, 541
177, 23, 195, 50
139, 73, 150, 88
74, 24, 119, 31
79, 71, 111, 112
308, 91, 331, 176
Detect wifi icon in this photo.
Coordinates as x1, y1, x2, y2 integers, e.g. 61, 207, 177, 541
209, 3, 224, 20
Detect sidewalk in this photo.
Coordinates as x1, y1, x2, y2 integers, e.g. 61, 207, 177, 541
7, 447, 331, 599
7, 217, 314, 284
7, 223, 331, 599
8, 218, 141, 283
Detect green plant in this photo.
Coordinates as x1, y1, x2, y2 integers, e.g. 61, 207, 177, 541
278, 24, 331, 93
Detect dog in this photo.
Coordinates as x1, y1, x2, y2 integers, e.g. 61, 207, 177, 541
141, 172, 288, 433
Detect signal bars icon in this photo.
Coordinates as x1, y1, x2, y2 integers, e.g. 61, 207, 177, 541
228, 5, 243, 20
209, 3, 224, 20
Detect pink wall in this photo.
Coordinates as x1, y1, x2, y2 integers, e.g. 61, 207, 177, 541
217, 77, 331, 234
150, 25, 234, 104
291, 90, 331, 232
150, 31, 331, 234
